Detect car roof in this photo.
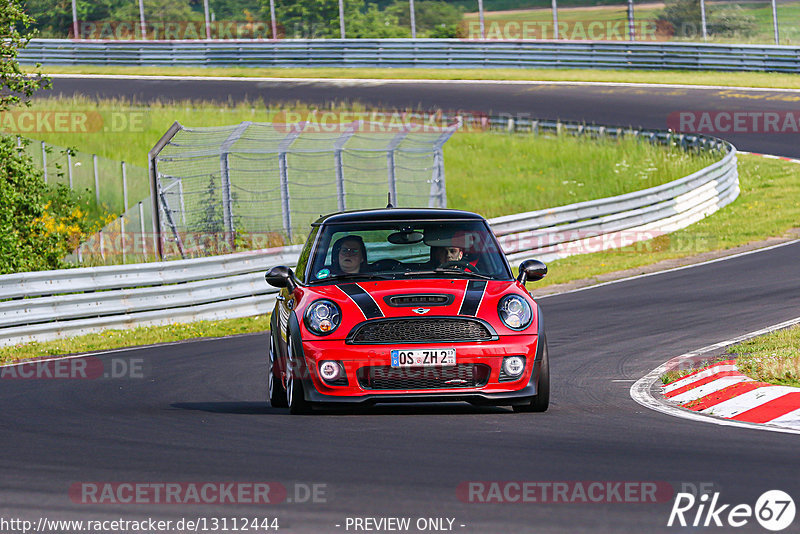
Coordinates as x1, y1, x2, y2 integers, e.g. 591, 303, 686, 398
312, 208, 486, 226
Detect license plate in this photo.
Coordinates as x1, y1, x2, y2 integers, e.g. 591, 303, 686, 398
391, 348, 456, 368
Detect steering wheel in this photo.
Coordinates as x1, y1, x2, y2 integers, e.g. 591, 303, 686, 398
440, 260, 480, 273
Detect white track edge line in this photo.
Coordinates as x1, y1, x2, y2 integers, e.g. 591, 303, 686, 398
630, 315, 800, 435
44, 73, 800, 93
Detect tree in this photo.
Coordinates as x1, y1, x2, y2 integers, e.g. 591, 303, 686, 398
0, 1, 98, 273
3, 0, 49, 110
348, 4, 409, 37
207, 0, 262, 21
261, 0, 408, 38
385, 0, 462, 37
656, 0, 757, 39
707, 5, 756, 38
113, 0, 201, 25
23, 0, 125, 38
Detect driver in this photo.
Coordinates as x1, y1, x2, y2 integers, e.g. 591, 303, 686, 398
331, 235, 367, 274
432, 245, 464, 267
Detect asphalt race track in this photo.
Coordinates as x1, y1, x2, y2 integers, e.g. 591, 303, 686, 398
2, 77, 798, 533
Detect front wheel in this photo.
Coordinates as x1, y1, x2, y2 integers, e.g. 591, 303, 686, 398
287, 338, 312, 415
268, 335, 288, 408
513, 339, 550, 413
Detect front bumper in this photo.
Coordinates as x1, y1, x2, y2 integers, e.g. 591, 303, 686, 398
295, 335, 544, 406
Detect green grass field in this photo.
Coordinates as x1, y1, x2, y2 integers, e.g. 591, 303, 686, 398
729, 324, 800, 388
662, 322, 800, 387
21, 97, 714, 220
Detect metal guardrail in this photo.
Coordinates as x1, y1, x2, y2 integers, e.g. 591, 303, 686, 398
0, 119, 737, 347
19, 38, 800, 73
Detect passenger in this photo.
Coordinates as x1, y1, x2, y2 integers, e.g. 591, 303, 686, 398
331, 235, 368, 274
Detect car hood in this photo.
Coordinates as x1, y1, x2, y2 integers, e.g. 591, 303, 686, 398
296, 278, 536, 339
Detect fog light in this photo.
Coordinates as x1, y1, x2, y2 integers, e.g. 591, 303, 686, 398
502, 356, 525, 377
319, 361, 342, 381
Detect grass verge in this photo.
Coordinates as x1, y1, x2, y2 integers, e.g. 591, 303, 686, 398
660, 323, 800, 388
0, 316, 269, 364
727, 325, 800, 388
660, 357, 729, 386
33, 65, 800, 91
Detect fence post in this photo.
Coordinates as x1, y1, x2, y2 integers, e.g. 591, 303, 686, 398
333, 121, 359, 212
120, 215, 126, 264
334, 150, 346, 212
93, 154, 100, 205
139, 201, 147, 257
122, 161, 128, 212
386, 127, 410, 206
276, 122, 306, 241
67, 151, 73, 188
219, 122, 251, 249
41, 141, 48, 183
278, 151, 292, 240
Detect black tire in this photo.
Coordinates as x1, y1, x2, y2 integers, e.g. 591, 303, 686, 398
286, 338, 312, 415
513, 339, 550, 413
268, 334, 288, 408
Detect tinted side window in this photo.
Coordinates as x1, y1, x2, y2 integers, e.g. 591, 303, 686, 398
294, 226, 319, 283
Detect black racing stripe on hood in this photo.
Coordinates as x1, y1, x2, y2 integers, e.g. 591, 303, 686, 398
459, 280, 487, 316
338, 283, 384, 319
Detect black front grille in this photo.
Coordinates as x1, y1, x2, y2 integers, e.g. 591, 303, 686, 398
358, 364, 490, 390
348, 318, 495, 344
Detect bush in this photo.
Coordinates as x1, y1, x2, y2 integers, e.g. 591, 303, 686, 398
385, 0, 462, 37
708, 5, 757, 38
0, 137, 99, 274
656, 0, 757, 39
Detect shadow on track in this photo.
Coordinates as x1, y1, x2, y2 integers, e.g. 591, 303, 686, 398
171, 401, 511, 416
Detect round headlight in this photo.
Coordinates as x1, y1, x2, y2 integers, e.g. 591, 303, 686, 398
319, 361, 342, 381
304, 300, 341, 336
503, 356, 525, 377
498, 294, 532, 331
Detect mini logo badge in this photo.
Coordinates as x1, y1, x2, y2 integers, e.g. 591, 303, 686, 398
412, 308, 430, 315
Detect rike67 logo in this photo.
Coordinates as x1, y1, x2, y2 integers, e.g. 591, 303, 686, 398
668, 490, 795, 531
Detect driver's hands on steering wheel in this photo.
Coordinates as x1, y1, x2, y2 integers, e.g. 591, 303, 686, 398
439, 260, 479, 273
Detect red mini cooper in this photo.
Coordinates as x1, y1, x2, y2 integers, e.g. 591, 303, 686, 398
265, 208, 549, 414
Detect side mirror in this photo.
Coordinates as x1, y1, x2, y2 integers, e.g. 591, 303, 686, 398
517, 259, 547, 284
265, 265, 298, 292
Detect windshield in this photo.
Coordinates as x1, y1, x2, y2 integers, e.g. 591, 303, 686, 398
307, 220, 512, 283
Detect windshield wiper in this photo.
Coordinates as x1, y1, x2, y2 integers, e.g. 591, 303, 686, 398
403, 269, 493, 280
